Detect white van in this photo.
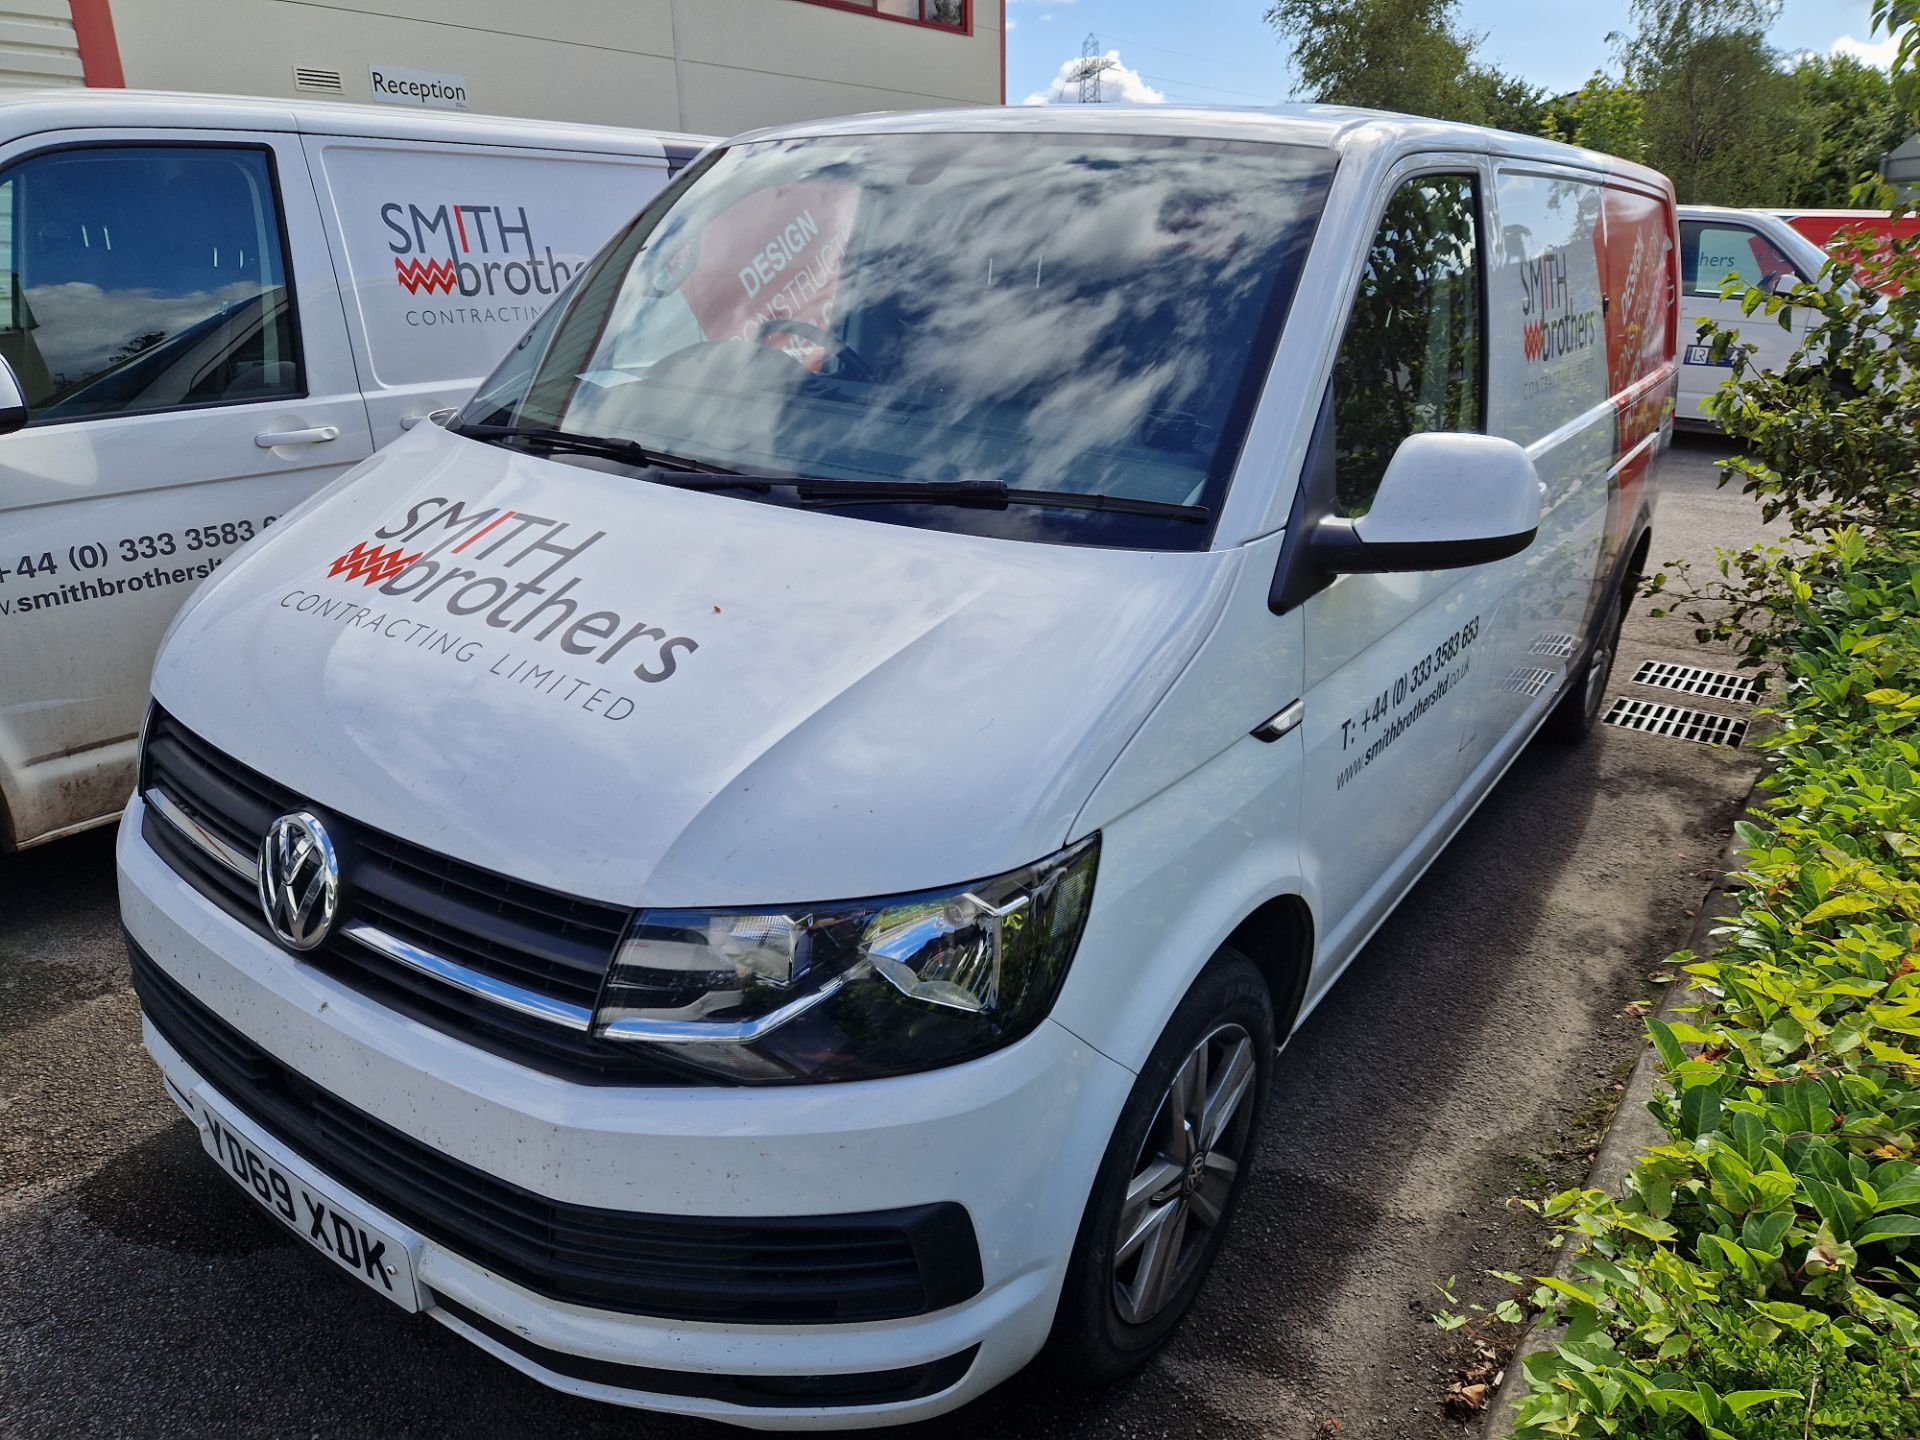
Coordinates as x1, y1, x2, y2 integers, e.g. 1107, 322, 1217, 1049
1675, 203, 1835, 427
0, 90, 707, 852
116, 106, 1677, 1428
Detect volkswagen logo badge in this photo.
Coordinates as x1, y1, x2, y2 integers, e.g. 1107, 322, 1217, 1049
258, 812, 340, 951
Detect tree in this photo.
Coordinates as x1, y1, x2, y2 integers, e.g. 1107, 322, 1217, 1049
1618, 0, 1814, 205
1543, 72, 1647, 162
1265, 0, 1542, 130
1788, 51, 1910, 206
1463, 65, 1551, 135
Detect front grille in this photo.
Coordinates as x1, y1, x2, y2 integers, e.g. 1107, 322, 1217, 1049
138, 707, 694, 1083
131, 939, 984, 1324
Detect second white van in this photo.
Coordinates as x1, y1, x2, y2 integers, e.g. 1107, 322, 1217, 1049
0, 90, 707, 853
117, 104, 1677, 1428
1675, 203, 1838, 427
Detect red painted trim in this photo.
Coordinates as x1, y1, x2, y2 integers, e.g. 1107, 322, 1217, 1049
70, 0, 125, 87
999, 0, 1005, 103
788, 0, 972, 38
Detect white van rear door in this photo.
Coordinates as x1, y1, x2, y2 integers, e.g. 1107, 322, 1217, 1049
300, 135, 677, 443
0, 128, 373, 848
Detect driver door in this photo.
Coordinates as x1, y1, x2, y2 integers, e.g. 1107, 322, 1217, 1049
0, 132, 372, 847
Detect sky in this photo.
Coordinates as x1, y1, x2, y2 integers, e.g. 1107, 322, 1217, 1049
1006, 0, 1900, 107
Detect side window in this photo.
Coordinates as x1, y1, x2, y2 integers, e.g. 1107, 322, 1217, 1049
1331, 174, 1483, 516
0, 145, 300, 422
1680, 221, 1798, 298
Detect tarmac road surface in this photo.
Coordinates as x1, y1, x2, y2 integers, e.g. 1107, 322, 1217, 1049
0, 435, 1770, 1438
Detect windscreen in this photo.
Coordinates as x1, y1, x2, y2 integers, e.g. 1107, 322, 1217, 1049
460, 130, 1335, 547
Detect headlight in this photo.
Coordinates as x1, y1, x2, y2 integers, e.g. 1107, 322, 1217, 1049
595, 836, 1099, 1083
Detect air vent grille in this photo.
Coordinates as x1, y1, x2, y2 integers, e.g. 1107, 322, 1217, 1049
1529, 633, 1578, 659
1603, 698, 1748, 748
293, 66, 344, 93
1499, 666, 1557, 697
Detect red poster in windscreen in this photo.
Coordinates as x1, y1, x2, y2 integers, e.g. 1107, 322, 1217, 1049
1593, 186, 1676, 565
672, 183, 860, 368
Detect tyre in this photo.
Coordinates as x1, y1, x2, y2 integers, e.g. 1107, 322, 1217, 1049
1044, 947, 1274, 1384
1543, 583, 1625, 743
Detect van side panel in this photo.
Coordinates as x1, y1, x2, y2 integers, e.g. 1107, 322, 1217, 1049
1474, 164, 1614, 754
302, 138, 675, 441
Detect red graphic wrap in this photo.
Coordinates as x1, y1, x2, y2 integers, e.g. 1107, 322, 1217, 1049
394, 257, 459, 294
1779, 212, 1920, 295
329, 542, 422, 587
1594, 186, 1677, 568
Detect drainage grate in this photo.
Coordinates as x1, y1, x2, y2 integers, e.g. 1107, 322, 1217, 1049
1500, 666, 1557, 697
1631, 661, 1761, 704
1530, 633, 1578, 659
1603, 698, 1748, 748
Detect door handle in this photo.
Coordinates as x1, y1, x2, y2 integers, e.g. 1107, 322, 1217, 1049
255, 425, 340, 448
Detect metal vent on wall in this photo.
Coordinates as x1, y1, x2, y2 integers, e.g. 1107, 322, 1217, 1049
294, 66, 344, 93
1603, 698, 1748, 748
1631, 661, 1762, 705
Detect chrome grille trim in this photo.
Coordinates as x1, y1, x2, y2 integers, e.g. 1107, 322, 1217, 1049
342, 920, 596, 1031
147, 785, 256, 880
143, 787, 598, 1033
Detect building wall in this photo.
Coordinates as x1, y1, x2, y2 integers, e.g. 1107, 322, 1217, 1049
97, 0, 1002, 134
0, 0, 85, 89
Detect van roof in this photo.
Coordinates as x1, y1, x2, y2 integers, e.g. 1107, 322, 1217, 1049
0, 87, 713, 157
728, 102, 1673, 195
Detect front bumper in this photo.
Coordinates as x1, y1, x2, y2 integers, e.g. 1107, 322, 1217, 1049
118, 798, 1136, 1429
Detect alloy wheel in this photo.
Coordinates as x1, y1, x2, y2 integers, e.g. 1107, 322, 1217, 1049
1111, 1022, 1257, 1325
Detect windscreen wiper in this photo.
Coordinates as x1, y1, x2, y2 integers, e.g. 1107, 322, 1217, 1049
454, 429, 1210, 523
455, 423, 735, 476
1005, 489, 1210, 524
790, 479, 1211, 523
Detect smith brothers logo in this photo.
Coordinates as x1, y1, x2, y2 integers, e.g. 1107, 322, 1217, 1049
1519, 247, 1601, 365
280, 499, 702, 722
382, 202, 580, 302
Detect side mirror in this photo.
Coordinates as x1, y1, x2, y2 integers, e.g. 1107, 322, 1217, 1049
0, 354, 26, 436
1310, 432, 1541, 574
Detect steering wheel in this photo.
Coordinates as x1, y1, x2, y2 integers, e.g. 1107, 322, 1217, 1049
756, 318, 876, 383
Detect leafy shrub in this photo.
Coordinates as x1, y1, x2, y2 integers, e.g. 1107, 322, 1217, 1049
1512, 535, 1920, 1437
1506, 11, 1920, 1434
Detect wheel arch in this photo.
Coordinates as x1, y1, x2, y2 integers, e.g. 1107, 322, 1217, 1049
1222, 893, 1315, 1038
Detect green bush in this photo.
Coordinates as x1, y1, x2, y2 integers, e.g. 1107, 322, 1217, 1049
1505, 11, 1920, 1433
1512, 532, 1920, 1437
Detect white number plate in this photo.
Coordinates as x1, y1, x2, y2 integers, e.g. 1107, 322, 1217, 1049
194, 1090, 422, 1311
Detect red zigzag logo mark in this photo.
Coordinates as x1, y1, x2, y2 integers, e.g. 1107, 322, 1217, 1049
393, 257, 459, 295
328, 542, 422, 587
1522, 320, 1546, 363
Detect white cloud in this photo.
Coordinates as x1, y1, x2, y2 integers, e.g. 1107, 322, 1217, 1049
1831, 32, 1899, 68
1023, 50, 1167, 105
